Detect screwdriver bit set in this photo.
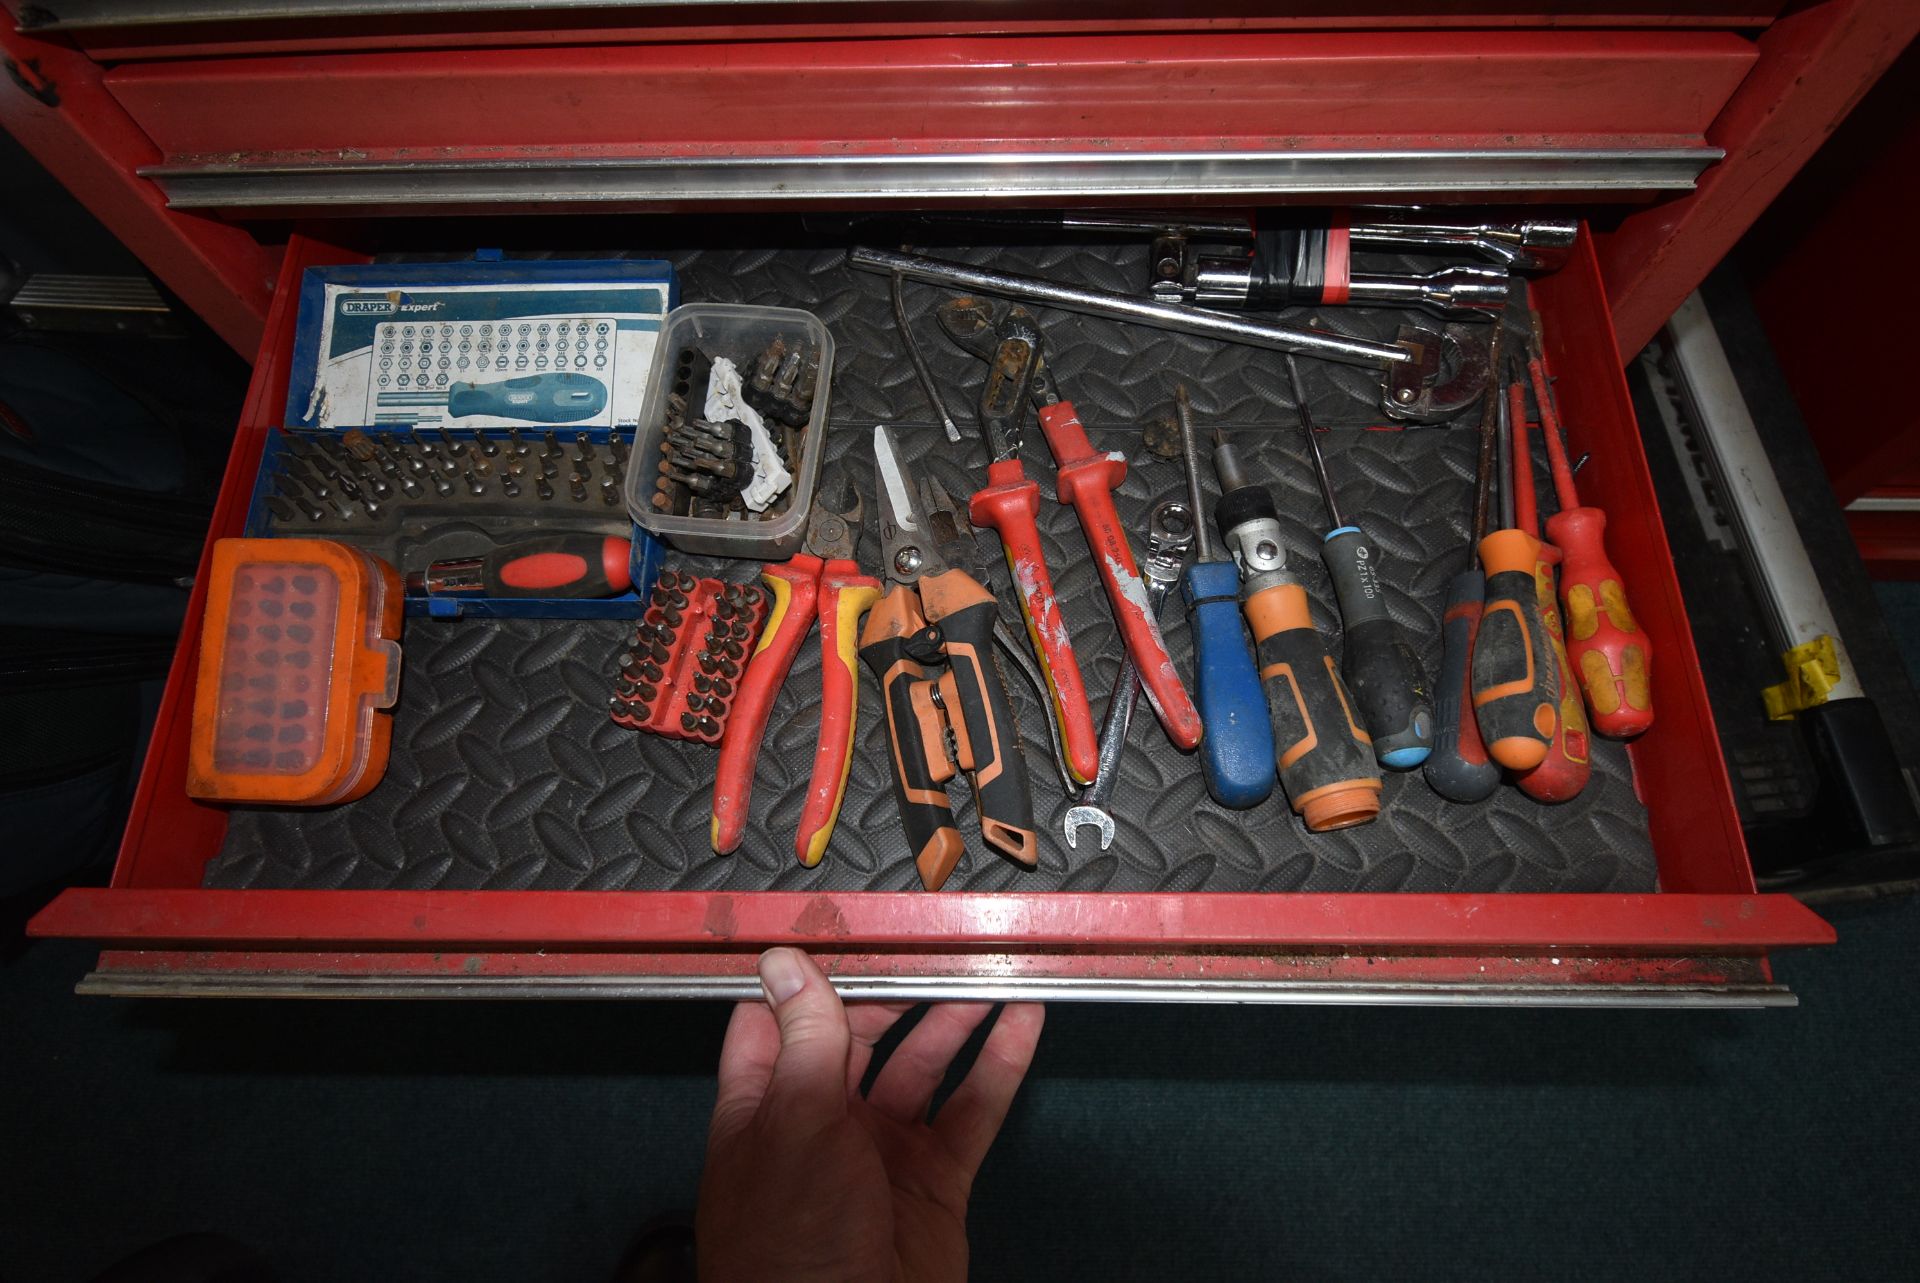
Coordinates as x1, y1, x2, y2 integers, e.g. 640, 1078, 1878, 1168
247, 426, 659, 619
187, 537, 403, 806
646, 338, 812, 517
628, 304, 835, 561
607, 571, 770, 744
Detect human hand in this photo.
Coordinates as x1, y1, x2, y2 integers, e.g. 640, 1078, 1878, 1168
696, 948, 1045, 1283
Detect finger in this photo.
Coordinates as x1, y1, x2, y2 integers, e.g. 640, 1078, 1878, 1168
710, 1000, 781, 1137
932, 1003, 1045, 1177
864, 1002, 995, 1125
846, 1001, 914, 1094
757, 947, 853, 1121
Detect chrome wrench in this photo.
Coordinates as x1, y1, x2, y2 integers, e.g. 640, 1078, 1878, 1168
1064, 500, 1195, 849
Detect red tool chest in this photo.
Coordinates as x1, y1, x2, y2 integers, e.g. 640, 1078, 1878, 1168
10, 1, 1906, 1003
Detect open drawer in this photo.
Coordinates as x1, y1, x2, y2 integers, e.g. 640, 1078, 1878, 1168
29, 223, 1836, 1004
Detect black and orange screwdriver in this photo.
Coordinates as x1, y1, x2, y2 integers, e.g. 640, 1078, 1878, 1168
1526, 308, 1654, 738
1425, 326, 1505, 804
1471, 368, 1560, 772
1507, 373, 1591, 804
1285, 355, 1434, 769
406, 535, 632, 598
1210, 427, 1381, 831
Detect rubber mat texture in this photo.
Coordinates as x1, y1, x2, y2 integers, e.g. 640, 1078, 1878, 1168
208, 241, 1655, 894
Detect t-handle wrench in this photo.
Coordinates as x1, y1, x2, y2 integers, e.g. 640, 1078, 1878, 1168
1065, 501, 1194, 850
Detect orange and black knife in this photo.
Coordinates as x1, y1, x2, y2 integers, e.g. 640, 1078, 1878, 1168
860, 424, 1037, 891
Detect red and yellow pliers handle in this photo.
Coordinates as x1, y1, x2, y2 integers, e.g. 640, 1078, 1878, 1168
711, 554, 882, 864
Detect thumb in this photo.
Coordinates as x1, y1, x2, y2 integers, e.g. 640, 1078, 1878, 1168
757, 947, 851, 1121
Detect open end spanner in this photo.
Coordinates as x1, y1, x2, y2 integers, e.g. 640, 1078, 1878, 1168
1065, 500, 1195, 850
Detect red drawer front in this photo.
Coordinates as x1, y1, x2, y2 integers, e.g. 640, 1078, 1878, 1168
102, 31, 1753, 163
29, 225, 1835, 1002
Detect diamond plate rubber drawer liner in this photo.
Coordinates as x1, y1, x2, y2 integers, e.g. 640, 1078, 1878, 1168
208, 242, 1655, 895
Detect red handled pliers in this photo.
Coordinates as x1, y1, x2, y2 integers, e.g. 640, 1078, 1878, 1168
939, 299, 1202, 752
935, 299, 1099, 783
710, 485, 881, 865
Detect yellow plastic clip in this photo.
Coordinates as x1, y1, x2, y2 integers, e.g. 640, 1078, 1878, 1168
1762, 635, 1842, 721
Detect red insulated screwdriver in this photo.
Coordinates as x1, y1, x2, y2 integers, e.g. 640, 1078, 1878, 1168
1424, 323, 1504, 804
1526, 308, 1654, 738
407, 535, 632, 598
1507, 376, 1591, 804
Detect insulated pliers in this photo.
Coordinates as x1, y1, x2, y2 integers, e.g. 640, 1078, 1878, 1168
933, 298, 1099, 785
711, 479, 882, 865
861, 424, 1037, 891
938, 299, 1203, 752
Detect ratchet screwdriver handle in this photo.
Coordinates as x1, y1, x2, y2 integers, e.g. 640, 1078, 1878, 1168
1320, 526, 1434, 768
410, 535, 633, 599
1037, 399, 1203, 750
968, 460, 1099, 784
1241, 571, 1382, 831
1182, 560, 1277, 809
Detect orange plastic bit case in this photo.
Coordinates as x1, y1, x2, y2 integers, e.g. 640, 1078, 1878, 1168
187, 538, 405, 805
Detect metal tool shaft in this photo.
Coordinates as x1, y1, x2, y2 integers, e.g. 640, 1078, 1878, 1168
1285, 356, 1344, 528
849, 246, 1410, 369
1471, 324, 1507, 545
1174, 386, 1216, 563
891, 271, 964, 443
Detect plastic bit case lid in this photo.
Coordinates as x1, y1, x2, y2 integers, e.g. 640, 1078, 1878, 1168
188, 538, 404, 806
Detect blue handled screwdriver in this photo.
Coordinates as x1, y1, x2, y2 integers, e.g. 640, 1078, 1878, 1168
375, 371, 609, 424
1284, 355, 1434, 769
1174, 386, 1276, 809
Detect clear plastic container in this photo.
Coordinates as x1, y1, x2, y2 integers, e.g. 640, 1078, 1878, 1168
187, 537, 404, 805
625, 304, 833, 559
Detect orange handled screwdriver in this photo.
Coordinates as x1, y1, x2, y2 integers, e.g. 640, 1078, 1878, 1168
1471, 374, 1559, 772
1526, 308, 1653, 737
1508, 375, 1591, 804
1211, 429, 1381, 831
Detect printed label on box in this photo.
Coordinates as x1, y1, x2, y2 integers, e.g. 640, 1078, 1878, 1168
292, 274, 670, 432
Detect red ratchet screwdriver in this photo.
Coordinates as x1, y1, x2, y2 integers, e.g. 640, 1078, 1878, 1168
711, 482, 882, 864
406, 535, 632, 598
1525, 307, 1654, 737
1507, 372, 1591, 803
934, 298, 1099, 784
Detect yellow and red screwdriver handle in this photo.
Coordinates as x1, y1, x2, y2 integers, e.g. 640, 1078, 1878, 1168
711, 506, 881, 864
1526, 312, 1654, 737
1036, 398, 1204, 750
1507, 378, 1591, 804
